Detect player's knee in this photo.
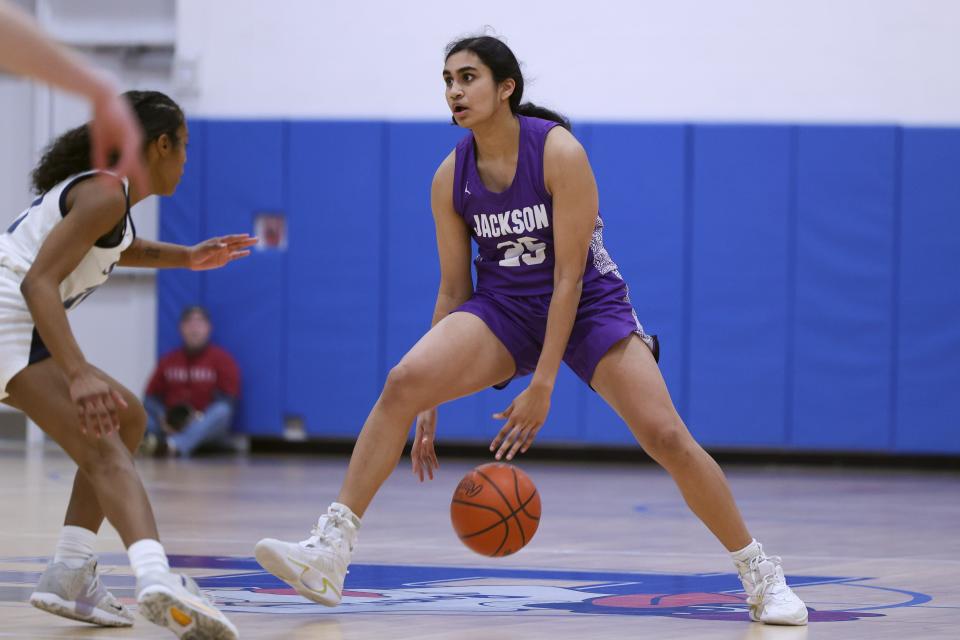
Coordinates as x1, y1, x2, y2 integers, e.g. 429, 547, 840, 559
642, 418, 691, 462
76, 439, 135, 480
122, 397, 147, 444
382, 361, 427, 408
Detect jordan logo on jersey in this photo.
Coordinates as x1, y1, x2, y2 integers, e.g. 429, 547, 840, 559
472, 204, 548, 239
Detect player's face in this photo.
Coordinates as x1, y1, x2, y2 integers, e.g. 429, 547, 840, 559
180, 310, 210, 350
149, 124, 188, 197
444, 51, 508, 127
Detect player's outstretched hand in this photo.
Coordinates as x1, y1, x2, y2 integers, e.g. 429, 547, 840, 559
67, 365, 128, 438
411, 407, 439, 482
188, 234, 258, 271
490, 382, 551, 461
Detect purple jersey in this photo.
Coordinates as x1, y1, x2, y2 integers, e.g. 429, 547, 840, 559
453, 115, 619, 296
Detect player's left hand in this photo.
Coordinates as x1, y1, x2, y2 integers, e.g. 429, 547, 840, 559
188, 234, 258, 270
491, 382, 551, 461
411, 407, 439, 482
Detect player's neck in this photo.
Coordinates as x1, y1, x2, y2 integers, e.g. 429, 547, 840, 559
127, 184, 148, 207
471, 110, 520, 163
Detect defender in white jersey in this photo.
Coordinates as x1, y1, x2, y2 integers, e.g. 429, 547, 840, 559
0, 169, 135, 390
2, 91, 255, 639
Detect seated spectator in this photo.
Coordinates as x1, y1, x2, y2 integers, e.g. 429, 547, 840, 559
142, 305, 240, 457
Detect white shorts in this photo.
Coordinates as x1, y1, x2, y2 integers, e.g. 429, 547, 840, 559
0, 269, 42, 401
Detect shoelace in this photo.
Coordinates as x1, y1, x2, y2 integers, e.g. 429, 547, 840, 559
300, 512, 347, 549
94, 563, 121, 581
98, 566, 131, 603
80, 563, 104, 599
746, 554, 791, 603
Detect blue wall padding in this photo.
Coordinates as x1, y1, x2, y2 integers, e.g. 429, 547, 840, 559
792, 127, 898, 450
579, 124, 688, 446
382, 122, 461, 371
157, 120, 205, 356
382, 122, 484, 441
157, 120, 960, 454
895, 129, 960, 452
284, 122, 385, 436
201, 121, 287, 434
687, 126, 793, 447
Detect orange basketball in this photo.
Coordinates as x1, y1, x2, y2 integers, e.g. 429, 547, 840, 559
450, 462, 541, 557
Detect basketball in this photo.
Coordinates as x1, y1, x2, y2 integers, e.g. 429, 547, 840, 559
450, 462, 541, 557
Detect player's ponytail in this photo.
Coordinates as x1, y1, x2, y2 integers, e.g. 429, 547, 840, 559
445, 35, 571, 131
31, 90, 184, 194
515, 102, 571, 130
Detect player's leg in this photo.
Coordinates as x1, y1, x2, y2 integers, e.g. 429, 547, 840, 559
590, 335, 807, 625
65, 366, 148, 531
337, 311, 515, 516
591, 335, 750, 548
5, 360, 238, 637
4, 365, 144, 627
6, 359, 158, 543
256, 311, 517, 605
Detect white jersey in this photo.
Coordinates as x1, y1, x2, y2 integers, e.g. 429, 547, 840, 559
0, 170, 135, 310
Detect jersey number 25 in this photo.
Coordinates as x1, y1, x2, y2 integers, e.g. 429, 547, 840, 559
497, 236, 547, 267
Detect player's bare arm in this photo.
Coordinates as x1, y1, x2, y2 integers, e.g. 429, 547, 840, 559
119, 235, 257, 270
431, 150, 475, 320
21, 178, 129, 435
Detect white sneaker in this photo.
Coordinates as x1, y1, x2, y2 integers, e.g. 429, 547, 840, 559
737, 546, 809, 625
30, 557, 133, 627
254, 502, 359, 607
136, 571, 239, 640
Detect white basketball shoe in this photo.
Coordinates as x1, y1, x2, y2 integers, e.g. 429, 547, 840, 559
737, 546, 809, 625
254, 502, 360, 607
136, 571, 238, 639
30, 557, 133, 627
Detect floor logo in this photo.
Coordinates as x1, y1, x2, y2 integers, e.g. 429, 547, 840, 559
1, 555, 931, 623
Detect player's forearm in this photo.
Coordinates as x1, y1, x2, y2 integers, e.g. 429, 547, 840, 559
0, 2, 113, 101
20, 275, 88, 377
119, 238, 190, 269
531, 276, 582, 389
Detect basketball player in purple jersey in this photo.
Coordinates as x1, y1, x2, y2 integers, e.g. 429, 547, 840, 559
256, 35, 808, 626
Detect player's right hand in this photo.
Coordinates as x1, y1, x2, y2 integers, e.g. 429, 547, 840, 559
411, 407, 439, 482
68, 366, 128, 437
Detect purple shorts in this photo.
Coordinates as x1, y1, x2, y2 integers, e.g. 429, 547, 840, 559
455, 273, 656, 388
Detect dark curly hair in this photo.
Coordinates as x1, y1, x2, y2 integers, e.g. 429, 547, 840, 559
31, 90, 184, 194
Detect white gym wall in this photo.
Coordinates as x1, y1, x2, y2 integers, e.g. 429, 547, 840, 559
0, 0, 957, 414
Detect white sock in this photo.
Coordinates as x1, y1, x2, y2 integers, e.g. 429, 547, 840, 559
127, 539, 170, 579
53, 525, 97, 569
730, 538, 763, 566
